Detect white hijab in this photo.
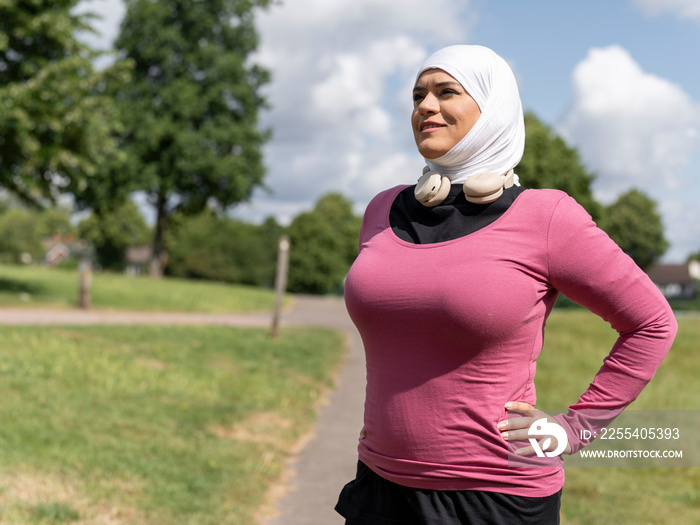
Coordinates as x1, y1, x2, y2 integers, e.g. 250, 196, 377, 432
417, 45, 525, 184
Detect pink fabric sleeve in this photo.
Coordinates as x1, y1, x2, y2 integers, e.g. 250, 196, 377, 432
546, 195, 678, 453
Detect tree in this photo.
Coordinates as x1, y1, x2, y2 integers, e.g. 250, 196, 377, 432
287, 193, 362, 295
167, 211, 281, 286
111, 0, 272, 276
0, 0, 131, 210
598, 189, 668, 271
77, 200, 151, 270
517, 112, 602, 221
0, 203, 73, 264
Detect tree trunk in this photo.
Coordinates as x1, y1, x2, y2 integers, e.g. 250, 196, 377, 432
149, 192, 169, 278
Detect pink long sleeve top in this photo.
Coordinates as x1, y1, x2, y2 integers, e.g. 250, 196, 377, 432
344, 186, 677, 497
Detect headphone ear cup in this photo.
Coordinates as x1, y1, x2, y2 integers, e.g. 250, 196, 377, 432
415, 170, 451, 207
463, 172, 504, 204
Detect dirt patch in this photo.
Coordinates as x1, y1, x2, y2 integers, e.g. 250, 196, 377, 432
0, 471, 147, 524
209, 411, 292, 445
134, 357, 167, 370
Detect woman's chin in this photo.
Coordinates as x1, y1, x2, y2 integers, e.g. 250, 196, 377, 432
417, 144, 447, 160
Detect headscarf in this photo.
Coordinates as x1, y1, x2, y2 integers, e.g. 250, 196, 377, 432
416, 45, 525, 184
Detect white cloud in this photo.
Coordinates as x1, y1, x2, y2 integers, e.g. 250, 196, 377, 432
73, 0, 472, 223
632, 0, 700, 23
244, 0, 475, 221
660, 196, 700, 261
558, 45, 700, 200
558, 45, 700, 261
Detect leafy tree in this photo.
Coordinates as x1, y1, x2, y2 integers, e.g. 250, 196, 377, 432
0, 204, 73, 264
111, 0, 272, 276
287, 193, 362, 295
598, 189, 668, 271
517, 112, 602, 220
0, 0, 131, 210
77, 200, 151, 270
0, 208, 43, 263
167, 211, 281, 286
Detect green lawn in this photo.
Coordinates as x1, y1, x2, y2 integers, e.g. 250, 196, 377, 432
0, 266, 695, 525
538, 310, 700, 525
0, 264, 278, 313
0, 324, 345, 524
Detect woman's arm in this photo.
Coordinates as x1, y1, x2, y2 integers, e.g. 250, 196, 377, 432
503, 194, 677, 455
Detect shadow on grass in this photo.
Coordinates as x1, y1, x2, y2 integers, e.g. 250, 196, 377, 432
0, 277, 46, 296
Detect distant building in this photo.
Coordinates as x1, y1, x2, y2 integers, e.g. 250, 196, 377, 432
648, 262, 698, 300
43, 232, 90, 266
125, 246, 152, 275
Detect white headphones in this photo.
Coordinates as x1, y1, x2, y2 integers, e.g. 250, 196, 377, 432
414, 166, 515, 207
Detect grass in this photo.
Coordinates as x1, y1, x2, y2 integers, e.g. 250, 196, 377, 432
0, 324, 346, 524
0, 264, 279, 313
537, 310, 700, 525
0, 262, 695, 524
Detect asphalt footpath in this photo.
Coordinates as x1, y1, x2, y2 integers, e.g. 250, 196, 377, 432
265, 295, 365, 525
0, 295, 365, 525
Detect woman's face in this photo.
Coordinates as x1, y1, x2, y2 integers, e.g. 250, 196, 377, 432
411, 69, 481, 159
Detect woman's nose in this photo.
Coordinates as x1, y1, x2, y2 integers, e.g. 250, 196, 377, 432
418, 93, 439, 114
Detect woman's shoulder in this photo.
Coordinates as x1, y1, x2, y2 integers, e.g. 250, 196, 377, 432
511, 189, 595, 230
519, 188, 586, 213
520, 187, 569, 203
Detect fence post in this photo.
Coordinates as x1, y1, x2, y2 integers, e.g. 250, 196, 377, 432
78, 259, 92, 310
270, 235, 290, 339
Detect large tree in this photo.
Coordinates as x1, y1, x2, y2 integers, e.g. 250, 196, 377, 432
112, 0, 272, 276
517, 112, 602, 221
0, 0, 130, 210
287, 193, 362, 295
598, 189, 669, 271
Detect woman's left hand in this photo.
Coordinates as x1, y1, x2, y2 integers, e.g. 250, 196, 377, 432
497, 401, 572, 456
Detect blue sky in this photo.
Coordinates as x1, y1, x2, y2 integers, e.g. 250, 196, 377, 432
473, 1, 700, 123
78, 0, 700, 262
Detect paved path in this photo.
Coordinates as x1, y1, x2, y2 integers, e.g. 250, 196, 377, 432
0, 296, 364, 525
265, 296, 364, 525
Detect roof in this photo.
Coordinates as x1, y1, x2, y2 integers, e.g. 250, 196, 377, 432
125, 246, 153, 265
648, 264, 693, 285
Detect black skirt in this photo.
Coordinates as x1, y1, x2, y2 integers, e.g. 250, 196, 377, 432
335, 461, 561, 525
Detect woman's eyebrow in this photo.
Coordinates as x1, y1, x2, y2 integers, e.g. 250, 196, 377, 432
412, 81, 462, 92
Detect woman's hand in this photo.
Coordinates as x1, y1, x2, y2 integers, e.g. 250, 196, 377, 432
497, 401, 572, 456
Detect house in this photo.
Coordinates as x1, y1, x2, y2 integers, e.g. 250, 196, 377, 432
43, 232, 90, 266
125, 245, 152, 275
648, 262, 698, 300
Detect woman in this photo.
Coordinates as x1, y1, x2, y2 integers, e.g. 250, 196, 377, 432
334, 45, 678, 524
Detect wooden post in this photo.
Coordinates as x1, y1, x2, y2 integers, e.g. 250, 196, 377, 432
78, 259, 92, 310
270, 235, 290, 339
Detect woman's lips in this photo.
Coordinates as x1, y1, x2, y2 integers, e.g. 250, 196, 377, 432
420, 121, 446, 132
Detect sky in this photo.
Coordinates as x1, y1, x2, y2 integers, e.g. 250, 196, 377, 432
76, 0, 700, 262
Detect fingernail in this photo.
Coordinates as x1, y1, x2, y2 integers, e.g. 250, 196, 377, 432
501, 432, 508, 440
505, 402, 513, 410
497, 422, 506, 430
